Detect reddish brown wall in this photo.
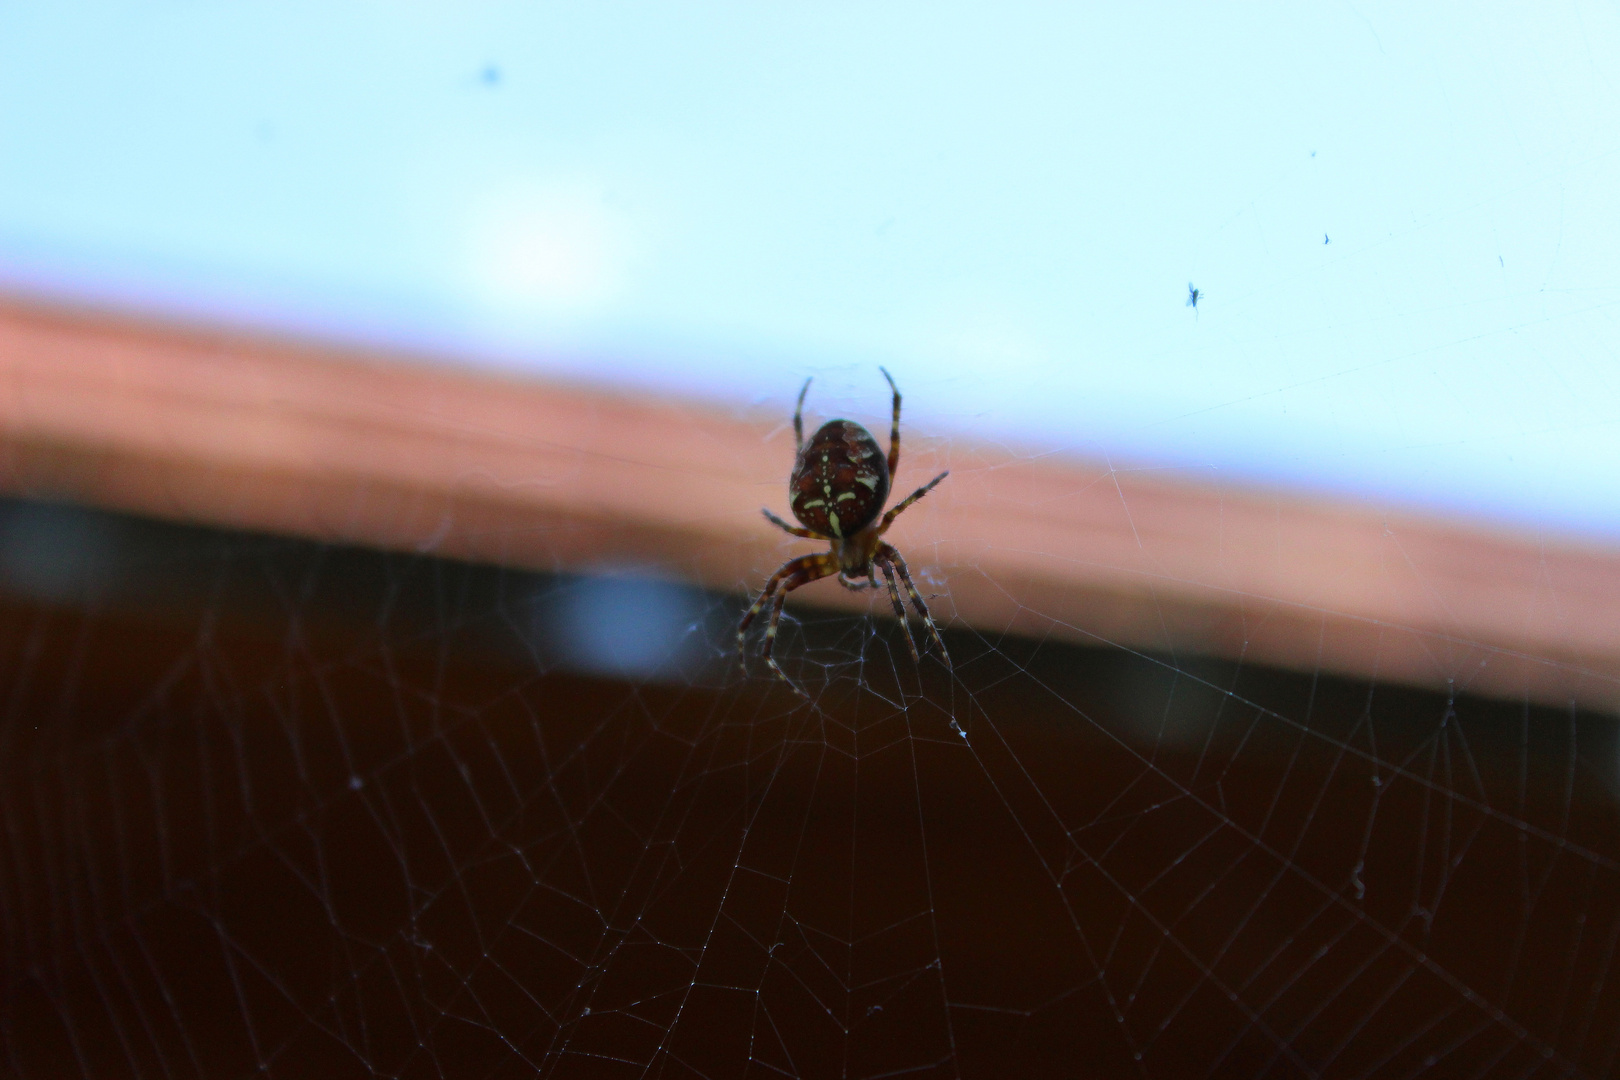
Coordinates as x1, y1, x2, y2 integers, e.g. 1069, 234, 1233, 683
2, 297, 1617, 707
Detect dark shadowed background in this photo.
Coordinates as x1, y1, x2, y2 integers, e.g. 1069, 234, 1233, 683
3, 498, 1615, 1077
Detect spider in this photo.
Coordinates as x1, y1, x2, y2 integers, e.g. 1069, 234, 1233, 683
738, 369, 950, 693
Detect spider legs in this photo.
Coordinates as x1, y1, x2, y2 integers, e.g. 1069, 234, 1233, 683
877, 542, 950, 669
879, 366, 901, 478
738, 553, 820, 648
737, 552, 838, 697
877, 470, 949, 534
762, 507, 820, 540
876, 557, 919, 662
792, 378, 812, 455
837, 570, 881, 592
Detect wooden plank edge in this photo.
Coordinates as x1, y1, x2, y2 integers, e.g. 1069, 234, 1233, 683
2, 296, 1618, 710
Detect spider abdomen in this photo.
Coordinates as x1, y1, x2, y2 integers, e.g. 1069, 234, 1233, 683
789, 419, 891, 538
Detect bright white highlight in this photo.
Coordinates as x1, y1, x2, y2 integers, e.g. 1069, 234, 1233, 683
461, 182, 632, 320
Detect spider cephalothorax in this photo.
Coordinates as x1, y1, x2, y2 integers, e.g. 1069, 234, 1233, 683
738, 369, 949, 695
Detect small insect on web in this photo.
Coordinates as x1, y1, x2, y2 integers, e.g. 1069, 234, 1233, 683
738, 368, 950, 697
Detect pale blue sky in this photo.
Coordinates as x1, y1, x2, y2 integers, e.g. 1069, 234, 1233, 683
3, 3, 1619, 537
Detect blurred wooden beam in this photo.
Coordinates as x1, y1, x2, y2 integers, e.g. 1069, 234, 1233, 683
2, 297, 1618, 708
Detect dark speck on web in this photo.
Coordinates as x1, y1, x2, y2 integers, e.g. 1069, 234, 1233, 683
481, 65, 501, 86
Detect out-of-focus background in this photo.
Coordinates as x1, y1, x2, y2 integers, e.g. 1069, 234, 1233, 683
5, 2, 1619, 534
4, 6, 1620, 1079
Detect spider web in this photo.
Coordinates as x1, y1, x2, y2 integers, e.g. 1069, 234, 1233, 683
3, 8, 1620, 1071
0, 485, 1615, 1080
